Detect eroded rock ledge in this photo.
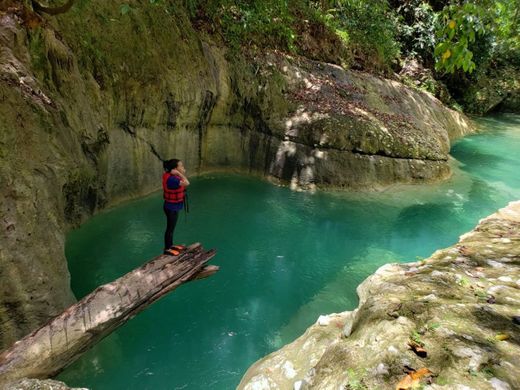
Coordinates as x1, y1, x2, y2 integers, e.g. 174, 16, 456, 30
239, 201, 520, 390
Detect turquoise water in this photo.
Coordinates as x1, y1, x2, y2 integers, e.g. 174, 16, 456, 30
58, 114, 520, 389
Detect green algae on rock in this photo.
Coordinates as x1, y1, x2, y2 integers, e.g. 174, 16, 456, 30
239, 200, 520, 390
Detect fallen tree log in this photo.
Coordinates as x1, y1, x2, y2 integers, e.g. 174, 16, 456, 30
0, 243, 218, 386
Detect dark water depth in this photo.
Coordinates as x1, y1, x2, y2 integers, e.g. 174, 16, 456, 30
58, 114, 520, 389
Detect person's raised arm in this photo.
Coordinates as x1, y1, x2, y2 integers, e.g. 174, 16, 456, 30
171, 169, 190, 187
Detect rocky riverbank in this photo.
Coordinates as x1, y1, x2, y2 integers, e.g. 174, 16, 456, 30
239, 200, 520, 390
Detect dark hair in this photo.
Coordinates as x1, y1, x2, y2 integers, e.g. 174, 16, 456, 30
163, 158, 180, 172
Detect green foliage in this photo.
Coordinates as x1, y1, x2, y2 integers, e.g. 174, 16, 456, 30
180, 0, 314, 52
218, 1, 298, 51
324, 0, 400, 72
434, 0, 520, 74
434, 2, 486, 73
395, 0, 438, 63
179, 0, 398, 70
410, 330, 424, 345
456, 275, 470, 287
120, 4, 132, 15
345, 368, 368, 390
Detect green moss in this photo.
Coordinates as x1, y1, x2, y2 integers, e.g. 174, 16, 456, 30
27, 29, 52, 85
345, 368, 369, 390
62, 168, 99, 225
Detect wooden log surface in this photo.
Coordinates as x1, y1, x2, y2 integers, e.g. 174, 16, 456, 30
0, 243, 218, 386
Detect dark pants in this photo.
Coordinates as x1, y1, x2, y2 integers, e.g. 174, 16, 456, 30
164, 206, 179, 250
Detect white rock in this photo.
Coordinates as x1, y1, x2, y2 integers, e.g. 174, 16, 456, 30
453, 346, 476, 358
487, 285, 505, 295
373, 363, 389, 376
282, 361, 297, 379
317, 315, 330, 326
423, 294, 438, 302
343, 321, 353, 337
489, 378, 511, 390
375, 263, 399, 276
455, 386, 477, 390
293, 380, 304, 390
387, 345, 399, 355
486, 260, 505, 268
498, 276, 513, 283
244, 375, 276, 390
397, 316, 413, 326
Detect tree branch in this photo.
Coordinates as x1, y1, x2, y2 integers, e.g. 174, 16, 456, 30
32, 0, 75, 15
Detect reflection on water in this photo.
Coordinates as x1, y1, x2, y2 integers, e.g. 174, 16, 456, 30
59, 114, 520, 389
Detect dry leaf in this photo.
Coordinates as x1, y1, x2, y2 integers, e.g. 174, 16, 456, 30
396, 374, 413, 390
411, 368, 432, 379
408, 340, 428, 358
396, 367, 432, 389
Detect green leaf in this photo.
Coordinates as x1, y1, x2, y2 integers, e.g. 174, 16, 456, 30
120, 4, 131, 15
448, 28, 455, 40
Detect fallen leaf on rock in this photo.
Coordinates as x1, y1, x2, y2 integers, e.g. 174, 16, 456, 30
396, 367, 432, 389
495, 333, 509, 341
408, 340, 428, 358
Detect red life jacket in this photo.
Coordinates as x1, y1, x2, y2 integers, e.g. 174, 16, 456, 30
162, 172, 185, 203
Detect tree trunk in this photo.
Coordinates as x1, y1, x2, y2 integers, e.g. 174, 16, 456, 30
0, 243, 218, 386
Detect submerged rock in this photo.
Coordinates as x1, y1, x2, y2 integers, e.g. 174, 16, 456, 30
239, 201, 520, 389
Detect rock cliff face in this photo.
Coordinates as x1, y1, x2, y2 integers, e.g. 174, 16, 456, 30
0, 2, 473, 349
239, 201, 520, 390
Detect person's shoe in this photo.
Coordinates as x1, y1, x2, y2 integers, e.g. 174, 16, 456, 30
163, 248, 180, 256
170, 245, 186, 251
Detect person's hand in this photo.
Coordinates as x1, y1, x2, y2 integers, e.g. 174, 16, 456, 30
170, 169, 180, 176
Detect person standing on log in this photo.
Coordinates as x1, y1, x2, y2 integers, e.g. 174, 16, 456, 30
162, 159, 190, 256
